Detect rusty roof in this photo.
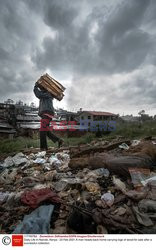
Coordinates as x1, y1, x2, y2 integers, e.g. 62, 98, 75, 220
80, 111, 117, 116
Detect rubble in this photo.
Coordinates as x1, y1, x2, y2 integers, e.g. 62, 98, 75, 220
0, 138, 156, 234
0, 152, 28, 169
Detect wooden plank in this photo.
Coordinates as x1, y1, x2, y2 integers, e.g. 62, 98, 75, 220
41, 76, 62, 95
43, 76, 63, 94
41, 78, 64, 100
45, 73, 65, 91
71, 140, 131, 158
36, 73, 65, 101
38, 80, 63, 101
38, 80, 57, 97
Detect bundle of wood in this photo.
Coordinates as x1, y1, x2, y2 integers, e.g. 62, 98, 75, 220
37, 73, 65, 101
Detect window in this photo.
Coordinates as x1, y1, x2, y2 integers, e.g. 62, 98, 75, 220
81, 116, 84, 120
88, 116, 91, 119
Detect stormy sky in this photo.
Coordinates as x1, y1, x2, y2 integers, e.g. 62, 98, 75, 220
0, 0, 156, 115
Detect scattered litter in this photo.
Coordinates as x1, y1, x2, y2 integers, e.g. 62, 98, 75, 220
54, 178, 82, 192
101, 191, 114, 207
1, 139, 156, 234
0, 156, 14, 168
43, 163, 51, 171
129, 168, 150, 188
35, 151, 46, 158
92, 168, 110, 178
49, 155, 62, 167
113, 206, 126, 216
0, 153, 29, 168
33, 158, 46, 164
133, 206, 153, 227
12, 153, 28, 166
21, 188, 61, 208
0, 168, 17, 184
85, 182, 101, 194
138, 199, 156, 213
131, 140, 141, 147
125, 189, 148, 200
152, 141, 156, 145
141, 175, 156, 186
56, 152, 70, 161
0, 192, 10, 204
112, 176, 127, 193
119, 143, 129, 150
13, 205, 54, 234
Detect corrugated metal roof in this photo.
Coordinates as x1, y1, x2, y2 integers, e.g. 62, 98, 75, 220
19, 122, 40, 129
0, 122, 14, 129
80, 111, 117, 116
0, 129, 16, 134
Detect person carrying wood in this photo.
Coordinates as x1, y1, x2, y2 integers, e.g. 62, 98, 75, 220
34, 82, 64, 150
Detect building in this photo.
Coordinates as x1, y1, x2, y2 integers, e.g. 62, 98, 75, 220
0, 119, 16, 138
0, 101, 40, 138
78, 111, 118, 122
56, 108, 78, 121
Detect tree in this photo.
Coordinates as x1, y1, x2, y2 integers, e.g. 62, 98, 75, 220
138, 110, 145, 116
4, 99, 14, 104
138, 110, 151, 122
30, 102, 35, 108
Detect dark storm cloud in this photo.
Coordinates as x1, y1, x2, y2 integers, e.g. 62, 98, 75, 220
67, 66, 156, 113
0, 0, 42, 102
95, 0, 152, 73
32, 0, 153, 75
0, 0, 156, 114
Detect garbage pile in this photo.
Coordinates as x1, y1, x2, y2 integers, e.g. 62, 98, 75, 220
0, 138, 156, 234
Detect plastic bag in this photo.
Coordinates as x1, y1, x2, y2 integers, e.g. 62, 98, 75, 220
35, 151, 46, 158
141, 176, 156, 186
112, 176, 127, 193
33, 158, 46, 164
119, 143, 129, 150
0, 156, 14, 168
101, 191, 114, 207
129, 168, 150, 188
131, 140, 141, 147
93, 168, 110, 178
13, 205, 54, 234
49, 155, 62, 167
12, 153, 28, 166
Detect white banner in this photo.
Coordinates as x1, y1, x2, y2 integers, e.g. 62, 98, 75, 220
0, 234, 155, 250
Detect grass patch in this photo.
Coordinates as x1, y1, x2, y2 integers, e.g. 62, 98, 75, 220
0, 120, 156, 154
0, 133, 96, 154
100, 120, 156, 139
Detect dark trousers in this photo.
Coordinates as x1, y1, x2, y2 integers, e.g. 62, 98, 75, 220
40, 117, 60, 150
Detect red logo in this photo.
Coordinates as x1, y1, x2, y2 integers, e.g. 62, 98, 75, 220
12, 235, 23, 247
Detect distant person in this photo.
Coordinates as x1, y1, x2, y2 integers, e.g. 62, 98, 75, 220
34, 82, 63, 150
